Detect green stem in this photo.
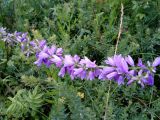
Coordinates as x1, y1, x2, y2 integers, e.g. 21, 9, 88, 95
104, 80, 111, 120
149, 87, 153, 107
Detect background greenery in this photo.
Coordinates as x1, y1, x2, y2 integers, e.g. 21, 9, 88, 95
0, 0, 160, 119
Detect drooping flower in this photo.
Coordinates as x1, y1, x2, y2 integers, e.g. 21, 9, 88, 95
1, 27, 159, 87
99, 55, 129, 85
137, 58, 146, 68
127, 69, 154, 87
56, 48, 63, 56
80, 57, 97, 68
39, 40, 46, 49
50, 55, 62, 67
58, 67, 66, 77
63, 55, 75, 67
87, 71, 95, 80
125, 55, 134, 66
152, 57, 160, 67
48, 45, 57, 55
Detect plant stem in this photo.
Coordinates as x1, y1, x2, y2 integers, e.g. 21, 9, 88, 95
104, 80, 111, 120
104, 3, 124, 120
114, 3, 124, 55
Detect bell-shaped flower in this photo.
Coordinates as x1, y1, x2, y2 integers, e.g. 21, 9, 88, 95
80, 57, 97, 68
64, 55, 75, 67
152, 57, 160, 67
56, 48, 63, 56
87, 71, 95, 80
58, 67, 66, 77
125, 55, 134, 66
50, 55, 62, 67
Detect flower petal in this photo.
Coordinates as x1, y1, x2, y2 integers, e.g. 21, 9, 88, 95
152, 57, 160, 67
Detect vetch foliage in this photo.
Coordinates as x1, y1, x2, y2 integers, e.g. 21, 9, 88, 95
7, 86, 43, 118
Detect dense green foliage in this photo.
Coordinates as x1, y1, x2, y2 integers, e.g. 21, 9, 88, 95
0, 0, 160, 119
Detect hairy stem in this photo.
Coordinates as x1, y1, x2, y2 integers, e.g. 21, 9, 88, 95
104, 3, 124, 120
114, 3, 124, 55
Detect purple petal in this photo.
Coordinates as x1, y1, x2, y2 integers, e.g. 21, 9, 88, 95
73, 68, 83, 76
147, 75, 154, 86
125, 55, 134, 66
80, 57, 97, 68
58, 67, 66, 77
94, 69, 102, 77
73, 55, 80, 63
56, 48, 63, 56
21, 43, 25, 51
30, 41, 36, 47
48, 45, 56, 55
117, 76, 124, 85
120, 58, 128, 73
64, 55, 74, 67
152, 57, 160, 67
50, 55, 62, 67
102, 67, 115, 74
138, 70, 143, 76
39, 40, 46, 48
44, 60, 52, 68
38, 52, 49, 59
105, 57, 115, 66
127, 78, 136, 85
87, 71, 95, 80
114, 55, 123, 67
34, 59, 43, 66
106, 72, 118, 79
66, 66, 74, 75
137, 58, 146, 68
98, 73, 106, 80
80, 70, 87, 80
128, 70, 135, 76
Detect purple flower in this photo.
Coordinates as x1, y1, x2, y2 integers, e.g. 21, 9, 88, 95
94, 69, 102, 77
2, 27, 159, 87
0, 27, 7, 36
116, 76, 124, 85
56, 48, 63, 56
48, 45, 56, 55
74, 68, 84, 76
34, 59, 43, 66
30, 41, 36, 47
99, 55, 128, 85
58, 55, 81, 79
87, 71, 95, 80
102, 67, 115, 74
127, 69, 154, 87
152, 57, 160, 67
16, 33, 28, 42
105, 57, 116, 66
80, 57, 97, 68
137, 58, 146, 68
120, 58, 129, 73
39, 40, 46, 49
73, 55, 80, 63
58, 67, 66, 77
106, 72, 118, 79
38, 51, 49, 59
80, 70, 87, 80
125, 55, 134, 66
50, 55, 62, 67
147, 74, 154, 86
73, 67, 88, 80
64, 55, 75, 67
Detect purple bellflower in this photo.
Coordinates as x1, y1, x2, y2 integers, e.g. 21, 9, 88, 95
99, 55, 129, 85
2, 27, 160, 88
